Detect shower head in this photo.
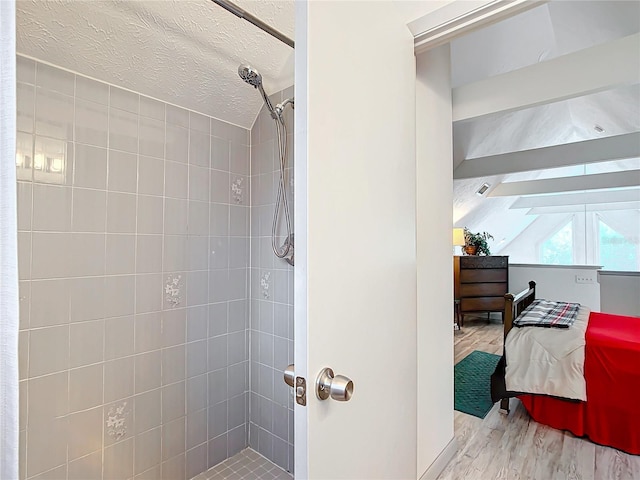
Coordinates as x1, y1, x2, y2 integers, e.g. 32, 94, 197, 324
238, 64, 262, 88
238, 64, 277, 118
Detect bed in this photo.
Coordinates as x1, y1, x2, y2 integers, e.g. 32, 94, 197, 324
491, 281, 640, 455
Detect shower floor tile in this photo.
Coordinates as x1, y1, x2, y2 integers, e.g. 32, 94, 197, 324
191, 448, 292, 480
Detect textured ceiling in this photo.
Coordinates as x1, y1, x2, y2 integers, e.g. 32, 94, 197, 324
17, 0, 295, 129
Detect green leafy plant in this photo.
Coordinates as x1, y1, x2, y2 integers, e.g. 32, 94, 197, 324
463, 228, 494, 256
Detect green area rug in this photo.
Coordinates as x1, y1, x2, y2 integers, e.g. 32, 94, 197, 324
454, 350, 501, 419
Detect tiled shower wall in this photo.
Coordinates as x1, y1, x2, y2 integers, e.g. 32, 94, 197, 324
248, 88, 295, 473
16, 55, 251, 480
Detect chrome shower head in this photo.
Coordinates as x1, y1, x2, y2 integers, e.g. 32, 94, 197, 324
238, 64, 262, 88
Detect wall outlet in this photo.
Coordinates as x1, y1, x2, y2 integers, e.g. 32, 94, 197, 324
575, 274, 596, 284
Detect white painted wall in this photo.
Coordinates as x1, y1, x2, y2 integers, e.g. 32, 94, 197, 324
296, 1, 417, 478
509, 264, 601, 310
416, 46, 455, 478
599, 272, 640, 317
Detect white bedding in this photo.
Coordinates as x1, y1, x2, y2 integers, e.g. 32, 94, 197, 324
505, 306, 590, 401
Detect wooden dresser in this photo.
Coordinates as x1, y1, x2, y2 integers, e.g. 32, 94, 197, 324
454, 255, 509, 327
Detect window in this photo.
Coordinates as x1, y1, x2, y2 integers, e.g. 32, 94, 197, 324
599, 220, 638, 271
540, 221, 573, 265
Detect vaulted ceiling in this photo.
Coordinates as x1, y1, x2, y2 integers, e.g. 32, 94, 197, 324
449, 1, 640, 253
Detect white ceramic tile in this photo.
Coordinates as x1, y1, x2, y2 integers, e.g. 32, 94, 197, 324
187, 236, 209, 272
134, 389, 161, 434
107, 192, 137, 233
161, 390, 186, 433
164, 198, 188, 235
103, 275, 135, 318
34, 135, 73, 185
186, 270, 208, 307
186, 340, 207, 379
229, 206, 249, 237
106, 233, 136, 275
103, 437, 134, 480
211, 136, 230, 172
32, 184, 72, 232
27, 371, 69, 426
35, 88, 74, 141
189, 130, 210, 168
190, 111, 210, 133
139, 116, 165, 159
18, 235, 30, 281
72, 188, 106, 232
17, 56, 36, 84
69, 319, 104, 368
31, 232, 72, 279
140, 96, 165, 120
16, 131, 34, 182
69, 363, 104, 411
17, 82, 35, 133
69, 276, 106, 322
26, 417, 68, 477
134, 311, 162, 354
186, 437, 207, 479
208, 303, 228, 338
108, 150, 138, 193
165, 124, 189, 163
208, 269, 229, 303
136, 234, 163, 274
161, 308, 186, 347
188, 201, 209, 236
161, 452, 185, 480
138, 155, 164, 196
166, 104, 189, 128
210, 204, 229, 236
104, 357, 134, 403
229, 238, 248, 269
162, 344, 186, 385
110, 107, 139, 153
134, 351, 161, 394
110, 86, 139, 113
75, 98, 108, 147
29, 325, 69, 377
69, 233, 106, 277
137, 195, 164, 234
162, 235, 187, 273
188, 166, 209, 202
230, 143, 249, 176
18, 331, 28, 381
186, 305, 208, 342
68, 450, 102, 480
135, 273, 162, 314
74, 143, 107, 189
36, 63, 74, 96
76, 75, 109, 104
164, 160, 188, 199
210, 170, 230, 204
29, 278, 70, 327
104, 315, 135, 361
134, 426, 162, 475
16, 182, 32, 231
67, 406, 103, 461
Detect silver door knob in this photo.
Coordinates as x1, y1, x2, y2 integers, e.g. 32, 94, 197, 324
316, 367, 354, 402
284, 364, 295, 388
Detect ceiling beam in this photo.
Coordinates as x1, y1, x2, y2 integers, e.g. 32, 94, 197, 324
454, 132, 640, 179
527, 201, 640, 215
489, 170, 640, 197
510, 188, 640, 209
452, 32, 640, 122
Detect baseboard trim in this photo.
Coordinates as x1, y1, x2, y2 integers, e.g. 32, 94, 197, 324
419, 438, 458, 480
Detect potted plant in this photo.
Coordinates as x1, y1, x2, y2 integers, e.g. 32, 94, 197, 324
463, 228, 494, 256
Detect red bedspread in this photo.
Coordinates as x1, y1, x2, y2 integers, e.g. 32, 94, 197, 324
519, 311, 640, 455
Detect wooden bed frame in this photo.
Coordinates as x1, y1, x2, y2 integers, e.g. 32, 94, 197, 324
499, 280, 537, 414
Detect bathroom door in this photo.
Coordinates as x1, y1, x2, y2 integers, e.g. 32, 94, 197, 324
293, 1, 418, 478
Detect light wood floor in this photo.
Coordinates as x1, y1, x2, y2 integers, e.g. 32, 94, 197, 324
439, 317, 640, 480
